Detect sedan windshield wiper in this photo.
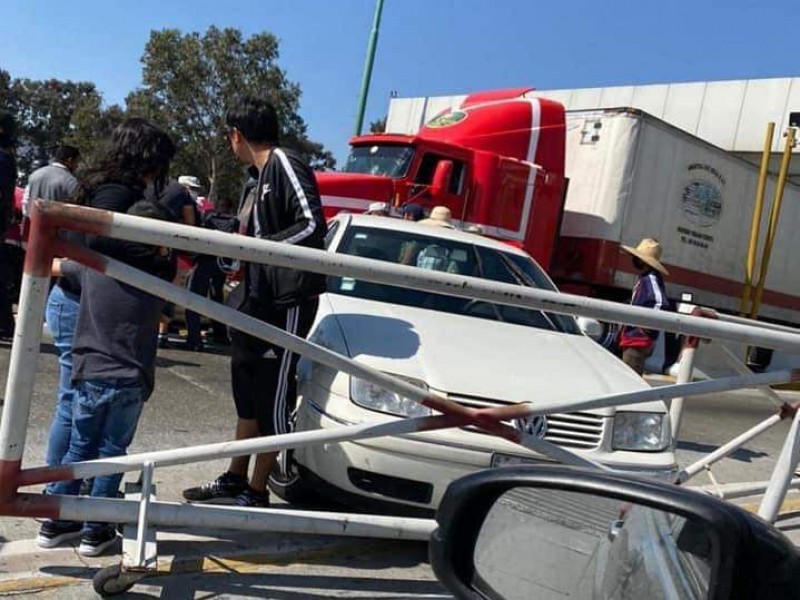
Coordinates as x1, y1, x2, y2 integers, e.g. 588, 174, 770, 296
495, 252, 562, 332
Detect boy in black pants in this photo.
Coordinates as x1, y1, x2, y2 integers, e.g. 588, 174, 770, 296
183, 97, 326, 507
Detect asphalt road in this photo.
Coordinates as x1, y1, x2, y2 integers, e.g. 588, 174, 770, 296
0, 334, 797, 598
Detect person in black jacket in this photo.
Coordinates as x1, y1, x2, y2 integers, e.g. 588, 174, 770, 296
183, 97, 326, 507
0, 110, 18, 337
184, 196, 239, 350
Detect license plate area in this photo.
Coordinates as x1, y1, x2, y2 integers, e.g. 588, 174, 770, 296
491, 452, 554, 468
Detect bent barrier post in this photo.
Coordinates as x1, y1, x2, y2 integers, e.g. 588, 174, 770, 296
1, 200, 799, 591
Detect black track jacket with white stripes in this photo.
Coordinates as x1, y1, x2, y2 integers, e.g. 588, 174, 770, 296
246, 147, 327, 307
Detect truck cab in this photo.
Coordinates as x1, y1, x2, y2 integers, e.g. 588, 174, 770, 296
316, 88, 568, 269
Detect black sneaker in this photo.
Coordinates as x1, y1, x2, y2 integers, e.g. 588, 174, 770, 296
79, 478, 94, 495
235, 487, 270, 508
182, 471, 248, 503
36, 520, 82, 548
78, 525, 119, 557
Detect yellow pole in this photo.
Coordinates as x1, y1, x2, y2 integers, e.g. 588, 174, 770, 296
739, 122, 775, 315
749, 127, 795, 319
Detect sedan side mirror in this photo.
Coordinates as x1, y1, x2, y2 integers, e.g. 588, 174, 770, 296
576, 316, 603, 341
430, 466, 800, 600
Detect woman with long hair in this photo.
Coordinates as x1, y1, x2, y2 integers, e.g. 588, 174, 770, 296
40, 118, 178, 556
72, 117, 174, 204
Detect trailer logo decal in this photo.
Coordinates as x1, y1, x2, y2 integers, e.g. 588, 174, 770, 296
426, 110, 467, 129
681, 164, 724, 227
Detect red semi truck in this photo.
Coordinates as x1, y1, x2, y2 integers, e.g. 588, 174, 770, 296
315, 88, 800, 329
317, 88, 568, 272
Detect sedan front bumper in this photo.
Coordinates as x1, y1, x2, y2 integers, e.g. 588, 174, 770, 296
294, 394, 678, 511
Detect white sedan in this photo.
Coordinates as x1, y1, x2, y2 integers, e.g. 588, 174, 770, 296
270, 214, 676, 514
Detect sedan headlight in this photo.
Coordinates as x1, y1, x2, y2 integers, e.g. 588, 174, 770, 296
612, 412, 671, 452
350, 376, 432, 418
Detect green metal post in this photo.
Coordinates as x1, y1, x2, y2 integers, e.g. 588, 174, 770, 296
354, 0, 385, 136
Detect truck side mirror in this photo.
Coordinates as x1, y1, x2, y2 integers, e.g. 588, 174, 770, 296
430, 160, 453, 200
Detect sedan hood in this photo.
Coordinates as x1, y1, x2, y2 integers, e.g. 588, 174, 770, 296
326, 294, 652, 413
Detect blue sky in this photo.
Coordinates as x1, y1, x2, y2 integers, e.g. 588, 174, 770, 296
2, 0, 798, 164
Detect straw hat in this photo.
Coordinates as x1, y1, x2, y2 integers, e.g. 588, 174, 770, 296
621, 238, 669, 275
365, 201, 389, 215
419, 206, 454, 228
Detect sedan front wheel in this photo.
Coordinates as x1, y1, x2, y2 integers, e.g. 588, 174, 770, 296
268, 449, 314, 504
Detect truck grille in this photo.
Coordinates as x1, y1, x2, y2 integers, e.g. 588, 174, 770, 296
452, 397, 606, 451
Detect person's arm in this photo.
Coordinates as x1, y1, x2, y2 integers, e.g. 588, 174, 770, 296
51, 258, 62, 277
639, 274, 665, 340
0, 155, 15, 233
21, 184, 31, 217
59, 259, 78, 278
181, 204, 196, 226
642, 274, 666, 311
263, 149, 325, 245
64, 174, 79, 200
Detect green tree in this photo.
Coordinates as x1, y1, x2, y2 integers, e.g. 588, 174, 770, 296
126, 27, 335, 203
0, 70, 121, 176
66, 100, 127, 167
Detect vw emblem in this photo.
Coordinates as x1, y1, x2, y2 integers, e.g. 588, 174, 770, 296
513, 415, 548, 439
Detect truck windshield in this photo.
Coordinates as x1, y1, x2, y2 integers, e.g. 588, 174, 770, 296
330, 226, 579, 334
343, 145, 414, 178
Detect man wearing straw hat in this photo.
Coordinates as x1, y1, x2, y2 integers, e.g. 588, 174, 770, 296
618, 238, 670, 375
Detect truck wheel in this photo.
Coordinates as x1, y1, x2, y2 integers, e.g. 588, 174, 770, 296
267, 450, 313, 504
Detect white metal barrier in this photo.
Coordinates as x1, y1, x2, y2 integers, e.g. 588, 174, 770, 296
0, 199, 798, 593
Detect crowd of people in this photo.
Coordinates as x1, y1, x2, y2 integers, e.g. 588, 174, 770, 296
0, 98, 328, 557
0, 97, 673, 559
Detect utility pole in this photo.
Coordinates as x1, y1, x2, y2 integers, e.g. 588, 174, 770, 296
354, 0, 385, 136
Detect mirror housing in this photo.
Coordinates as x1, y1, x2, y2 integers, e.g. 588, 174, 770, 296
430, 160, 454, 200
430, 466, 800, 600
576, 316, 603, 341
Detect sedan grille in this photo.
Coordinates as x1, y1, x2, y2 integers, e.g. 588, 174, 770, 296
542, 412, 605, 450
451, 396, 605, 450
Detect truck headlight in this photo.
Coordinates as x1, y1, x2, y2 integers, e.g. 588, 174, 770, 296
350, 376, 432, 418
612, 412, 671, 452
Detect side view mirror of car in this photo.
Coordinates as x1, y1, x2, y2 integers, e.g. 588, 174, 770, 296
430, 466, 800, 600
576, 316, 603, 340
431, 160, 454, 200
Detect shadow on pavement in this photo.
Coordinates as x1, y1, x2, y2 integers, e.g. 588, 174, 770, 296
677, 440, 768, 463
154, 355, 202, 368
153, 571, 448, 599
40, 540, 445, 599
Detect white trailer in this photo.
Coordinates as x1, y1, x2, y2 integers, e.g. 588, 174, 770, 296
558, 107, 799, 325
386, 97, 799, 325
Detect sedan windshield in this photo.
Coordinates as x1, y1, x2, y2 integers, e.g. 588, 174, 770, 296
343, 145, 415, 178
329, 226, 579, 334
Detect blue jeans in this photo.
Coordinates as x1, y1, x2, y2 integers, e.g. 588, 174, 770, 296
44, 285, 80, 490
49, 378, 145, 534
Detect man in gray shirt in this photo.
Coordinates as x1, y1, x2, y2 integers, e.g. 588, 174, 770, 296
22, 145, 80, 215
